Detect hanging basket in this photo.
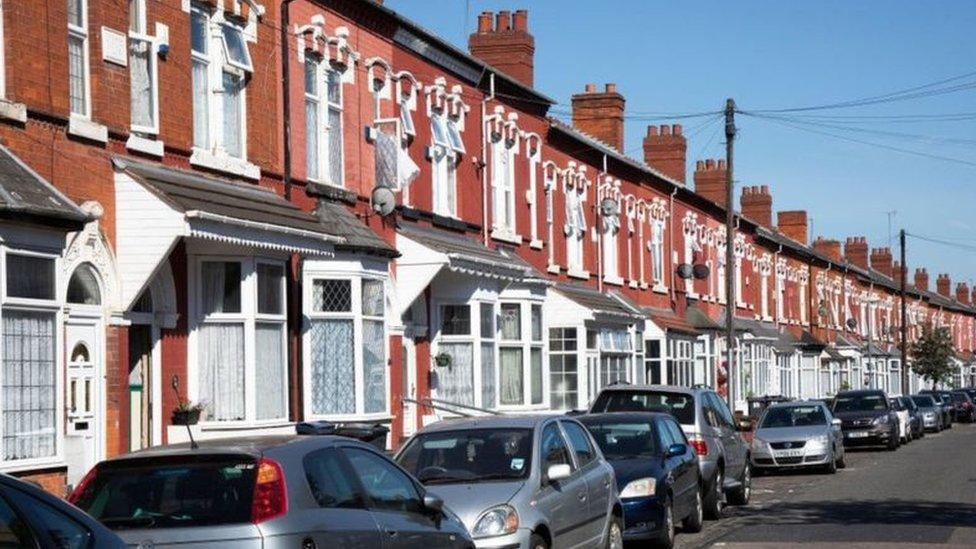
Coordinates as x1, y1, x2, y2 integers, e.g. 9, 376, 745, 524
434, 352, 453, 368
171, 408, 201, 426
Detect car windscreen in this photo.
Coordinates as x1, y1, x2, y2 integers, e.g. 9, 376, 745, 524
71, 455, 257, 530
591, 391, 696, 425
832, 394, 887, 413
397, 429, 533, 484
577, 418, 658, 459
760, 406, 827, 428
952, 393, 969, 403
911, 395, 936, 407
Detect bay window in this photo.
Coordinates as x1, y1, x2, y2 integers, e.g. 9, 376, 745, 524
599, 328, 632, 389
549, 327, 578, 410
497, 302, 545, 408
480, 303, 496, 408
667, 338, 694, 387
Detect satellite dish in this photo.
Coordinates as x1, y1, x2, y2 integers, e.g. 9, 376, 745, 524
846, 317, 858, 330
599, 197, 618, 218
676, 263, 694, 280
692, 263, 711, 280
371, 186, 396, 217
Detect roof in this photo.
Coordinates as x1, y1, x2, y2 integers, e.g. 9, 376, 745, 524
772, 329, 799, 354
554, 282, 641, 318
315, 200, 398, 257
397, 222, 538, 280
824, 345, 846, 360
798, 330, 828, 350
686, 305, 723, 331
0, 144, 87, 228
644, 306, 701, 336
107, 435, 310, 461
417, 414, 558, 433
716, 311, 780, 339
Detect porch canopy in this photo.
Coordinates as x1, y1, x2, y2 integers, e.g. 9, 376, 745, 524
0, 144, 87, 229
113, 156, 393, 310
553, 283, 642, 322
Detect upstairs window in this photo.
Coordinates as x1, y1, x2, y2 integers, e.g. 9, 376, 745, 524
67, 0, 90, 117
305, 57, 344, 187
221, 24, 252, 72
128, 0, 158, 134
429, 111, 458, 217
490, 133, 517, 234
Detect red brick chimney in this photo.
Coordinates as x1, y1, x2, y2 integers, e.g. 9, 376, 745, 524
843, 236, 869, 270
893, 261, 907, 287
643, 124, 686, 184
777, 210, 808, 245
937, 273, 952, 297
741, 185, 773, 227
914, 268, 929, 292
468, 10, 535, 87
956, 282, 970, 305
813, 237, 842, 263
693, 159, 728, 207
870, 247, 894, 279
571, 83, 625, 152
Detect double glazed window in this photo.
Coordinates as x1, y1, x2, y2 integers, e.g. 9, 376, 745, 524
128, 0, 157, 133
549, 327, 579, 410
196, 259, 287, 423
307, 277, 386, 417
67, 0, 90, 117
305, 58, 344, 186
499, 303, 544, 407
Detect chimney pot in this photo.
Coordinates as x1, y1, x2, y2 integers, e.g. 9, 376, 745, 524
647, 125, 659, 137
477, 11, 493, 33
512, 9, 528, 31
605, 83, 617, 93
660, 124, 671, 135
673, 124, 683, 135
584, 83, 596, 93
705, 159, 715, 170
718, 159, 727, 170
496, 10, 511, 31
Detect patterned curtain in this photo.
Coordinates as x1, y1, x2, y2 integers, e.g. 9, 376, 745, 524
129, 36, 154, 128
363, 320, 386, 414
437, 343, 474, 406
198, 323, 245, 421
481, 343, 496, 409
255, 323, 286, 420
222, 73, 243, 158
531, 348, 543, 404
2, 311, 56, 461
311, 319, 355, 415
500, 347, 523, 405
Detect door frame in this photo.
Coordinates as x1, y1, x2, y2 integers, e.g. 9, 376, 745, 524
63, 308, 105, 475
401, 335, 418, 439
126, 314, 163, 447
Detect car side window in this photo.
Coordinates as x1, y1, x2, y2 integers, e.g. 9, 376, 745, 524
0, 492, 35, 547
8, 488, 91, 549
710, 393, 736, 428
701, 396, 720, 427
560, 421, 596, 467
304, 447, 367, 509
656, 420, 676, 448
664, 419, 688, 446
343, 447, 424, 515
541, 423, 573, 470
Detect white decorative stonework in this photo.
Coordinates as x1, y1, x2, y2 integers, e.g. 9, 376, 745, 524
63, 201, 122, 312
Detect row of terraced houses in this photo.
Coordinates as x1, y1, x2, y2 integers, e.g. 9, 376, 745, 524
0, 0, 973, 493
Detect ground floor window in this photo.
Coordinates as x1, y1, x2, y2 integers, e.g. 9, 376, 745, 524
799, 354, 818, 399
740, 341, 774, 398
2, 310, 57, 461
667, 338, 694, 387
549, 327, 578, 410
779, 354, 794, 397
645, 339, 663, 384
599, 327, 633, 390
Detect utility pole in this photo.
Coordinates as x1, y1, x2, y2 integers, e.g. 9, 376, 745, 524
724, 98, 736, 410
900, 229, 909, 393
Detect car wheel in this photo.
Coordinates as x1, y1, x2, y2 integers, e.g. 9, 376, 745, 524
682, 487, 704, 533
836, 453, 846, 469
703, 469, 724, 520
605, 515, 624, 549
654, 497, 675, 549
529, 533, 548, 549
887, 431, 899, 451
823, 455, 837, 474
727, 463, 751, 505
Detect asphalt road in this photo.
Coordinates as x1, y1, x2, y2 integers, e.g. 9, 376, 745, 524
674, 423, 976, 548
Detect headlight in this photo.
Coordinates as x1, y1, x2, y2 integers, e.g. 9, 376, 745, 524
472, 505, 519, 539
620, 477, 656, 499
923, 412, 935, 418
872, 415, 887, 426
751, 437, 767, 450
809, 434, 829, 446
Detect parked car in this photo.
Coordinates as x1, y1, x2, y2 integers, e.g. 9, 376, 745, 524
589, 385, 752, 519
897, 395, 925, 439
70, 435, 473, 549
831, 390, 900, 450
577, 412, 703, 547
920, 390, 954, 427
888, 397, 913, 443
0, 472, 127, 549
910, 394, 945, 432
750, 401, 845, 474
950, 390, 976, 423
396, 415, 623, 549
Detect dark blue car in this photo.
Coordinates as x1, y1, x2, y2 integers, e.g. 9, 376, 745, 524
578, 412, 703, 548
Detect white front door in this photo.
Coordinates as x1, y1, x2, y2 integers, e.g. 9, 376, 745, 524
64, 320, 102, 487
401, 338, 418, 438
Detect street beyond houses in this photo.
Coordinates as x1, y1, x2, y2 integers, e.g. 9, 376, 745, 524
675, 424, 976, 548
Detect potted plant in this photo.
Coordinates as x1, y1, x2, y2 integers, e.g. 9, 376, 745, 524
171, 400, 205, 426
433, 352, 452, 368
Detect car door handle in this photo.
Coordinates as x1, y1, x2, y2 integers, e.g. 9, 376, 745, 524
385, 529, 399, 538
578, 491, 587, 502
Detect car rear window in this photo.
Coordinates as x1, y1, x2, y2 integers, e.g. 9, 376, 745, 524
591, 391, 696, 425
952, 393, 969, 403
71, 454, 257, 530
911, 395, 936, 407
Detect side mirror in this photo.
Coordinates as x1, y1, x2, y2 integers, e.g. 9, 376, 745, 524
736, 419, 753, 432
422, 493, 444, 514
831, 418, 842, 427
665, 443, 687, 458
546, 463, 572, 484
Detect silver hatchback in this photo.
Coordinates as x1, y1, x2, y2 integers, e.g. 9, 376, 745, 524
396, 415, 623, 549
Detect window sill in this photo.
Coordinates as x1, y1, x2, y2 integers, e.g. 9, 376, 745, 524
68, 114, 108, 143
0, 457, 65, 475
491, 227, 523, 245
529, 239, 543, 250
603, 275, 624, 286
190, 147, 260, 180
126, 134, 164, 158
652, 284, 668, 294
0, 99, 27, 123
568, 268, 590, 280
546, 263, 560, 275
628, 280, 639, 289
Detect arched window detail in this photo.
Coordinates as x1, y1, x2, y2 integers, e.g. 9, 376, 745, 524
71, 343, 91, 363
67, 264, 101, 305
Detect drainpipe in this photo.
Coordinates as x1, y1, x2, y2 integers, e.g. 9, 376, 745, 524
481, 72, 495, 245
667, 188, 677, 304
774, 244, 783, 327
281, 0, 295, 200
597, 154, 607, 292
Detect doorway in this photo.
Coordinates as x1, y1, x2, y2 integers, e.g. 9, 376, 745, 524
64, 321, 102, 487
128, 324, 153, 451
401, 338, 418, 439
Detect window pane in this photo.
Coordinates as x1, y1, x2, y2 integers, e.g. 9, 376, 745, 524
327, 106, 343, 185
7, 255, 55, 300
561, 421, 595, 466
192, 59, 209, 148
68, 0, 84, 27
541, 424, 571, 468
481, 343, 495, 408
304, 59, 317, 95
129, 36, 155, 129
446, 118, 464, 153
128, 0, 143, 33
326, 69, 341, 105
343, 448, 422, 514
67, 264, 101, 305
257, 263, 284, 315
68, 34, 86, 116
2, 311, 56, 461
430, 115, 448, 148
399, 98, 414, 134
222, 72, 243, 158
191, 10, 208, 54
221, 25, 251, 70
310, 319, 355, 415
255, 323, 286, 420
480, 303, 494, 339
440, 305, 470, 336
531, 304, 542, 341
531, 348, 543, 405
362, 280, 384, 317
305, 98, 319, 179
201, 261, 241, 314
303, 448, 365, 509
363, 320, 386, 414
436, 342, 474, 406
499, 304, 521, 340
549, 352, 578, 410
313, 279, 351, 312
198, 323, 245, 421
499, 347, 523, 405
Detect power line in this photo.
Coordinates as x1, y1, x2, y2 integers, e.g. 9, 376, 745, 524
906, 232, 976, 255
742, 112, 976, 147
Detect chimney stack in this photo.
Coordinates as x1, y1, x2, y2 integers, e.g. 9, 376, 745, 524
693, 159, 729, 207
777, 210, 808, 245
937, 273, 952, 297
893, 261, 906, 287
843, 236, 869, 270
914, 268, 929, 292
813, 237, 843, 263
957, 282, 971, 305
740, 185, 773, 227
468, 9, 535, 87
870, 247, 894, 279
571, 83, 626, 152
643, 124, 687, 184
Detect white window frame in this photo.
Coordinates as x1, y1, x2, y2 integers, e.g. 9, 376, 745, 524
496, 301, 547, 410
490, 134, 518, 236
304, 58, 345, 187
67, 0, 91, 118
219, 23, 253, 73
650, 217, 666, 291
188, 255, 289, 426
565, 182, 588, 277
429, 111, 457, 217
128, 0, 159, 134
602, 217, 621, 283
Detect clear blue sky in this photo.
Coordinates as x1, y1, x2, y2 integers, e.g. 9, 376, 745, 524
387, 0, 976, 285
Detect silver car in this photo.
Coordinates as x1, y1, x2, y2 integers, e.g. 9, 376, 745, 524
750, 401, 846, 474
69, 435, 473, 548
396, 415, 623, 549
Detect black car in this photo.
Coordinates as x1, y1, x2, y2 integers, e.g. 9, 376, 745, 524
920, 390, 955, 427
898, 395, 925, 439
0, 473, 127, 548
578, 412, 703, 547
950, 390, 976, 423
831, 390, 900, 450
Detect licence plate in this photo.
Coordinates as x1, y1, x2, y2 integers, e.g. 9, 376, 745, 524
846, 431, 869, 438
774, 449, 805, 458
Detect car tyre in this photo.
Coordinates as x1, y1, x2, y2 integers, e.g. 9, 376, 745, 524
605, 515, 624, 549
529, 533, 548, 549
703, 469, 724, 520
886, 431, 899, 451
654, 497, 675, 549
727, 463, 751, 506
823, 455, 837, 474
682, 487, 704, 533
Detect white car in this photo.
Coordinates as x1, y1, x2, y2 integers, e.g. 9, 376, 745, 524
889, 397, 913, 443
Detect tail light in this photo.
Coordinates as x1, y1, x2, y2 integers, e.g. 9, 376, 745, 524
66, 466, 98, 505
688, 437, 709, 456
251, 457, 288, 524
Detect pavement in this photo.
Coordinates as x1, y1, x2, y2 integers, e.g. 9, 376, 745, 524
671, 423, 976, 548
